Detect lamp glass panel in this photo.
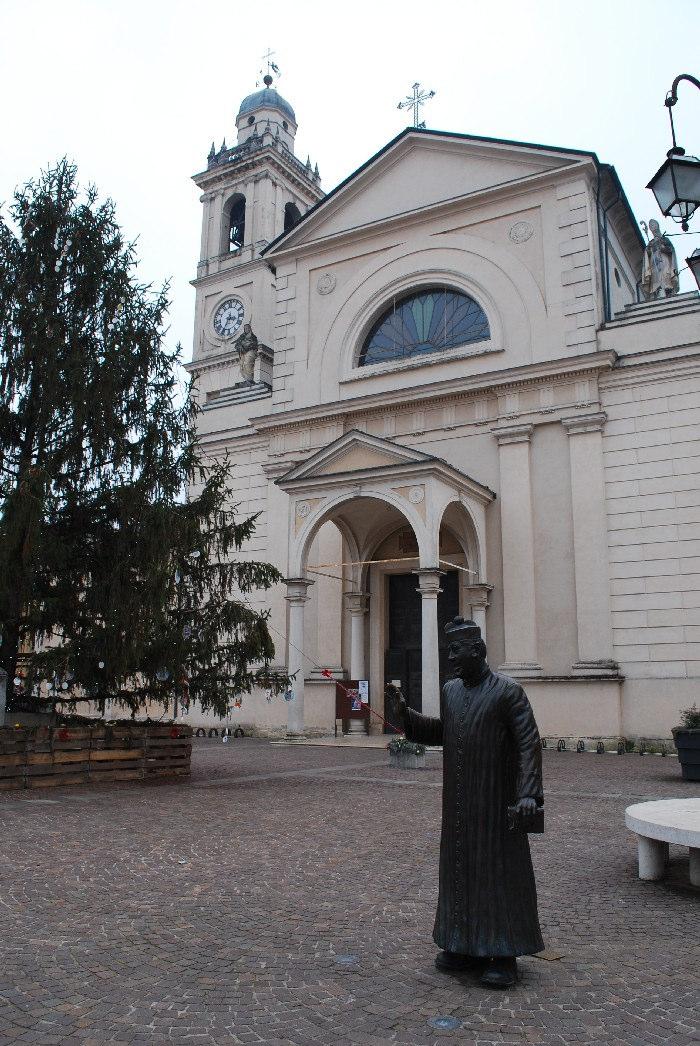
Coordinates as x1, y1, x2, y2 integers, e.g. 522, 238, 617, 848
648, 160, 675, 212
687, 249, 700, 291
674, 158, 700, 206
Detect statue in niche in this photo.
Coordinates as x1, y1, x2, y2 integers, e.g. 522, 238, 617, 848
399, 617, 544, 989
234, 323, 259, 385
641, 219, 679, 299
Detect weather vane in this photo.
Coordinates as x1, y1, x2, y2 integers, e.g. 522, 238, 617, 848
397, 82, 436, 128
258, 48, 281, 86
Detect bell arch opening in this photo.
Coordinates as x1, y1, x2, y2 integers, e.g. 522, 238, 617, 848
284, 201, 302, 233
222, 193, 246, 253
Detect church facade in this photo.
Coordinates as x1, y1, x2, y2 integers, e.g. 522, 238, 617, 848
187, 80, 700, 741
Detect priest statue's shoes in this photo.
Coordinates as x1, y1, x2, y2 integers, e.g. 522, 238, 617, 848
434, 950, 484, 973
479, 956, 518, 989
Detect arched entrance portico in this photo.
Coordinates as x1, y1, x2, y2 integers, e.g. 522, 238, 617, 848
277, 430, 495, 736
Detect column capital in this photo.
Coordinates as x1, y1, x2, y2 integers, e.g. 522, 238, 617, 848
284, 577, 315, 604
491, 423, 534, 446
561, 411, 607, 436
262, 460, 292, 480
463, 582, 494, 608
413, 568, 444, 596
344, 591, 370, 615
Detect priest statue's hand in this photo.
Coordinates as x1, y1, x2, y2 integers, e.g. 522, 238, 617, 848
510, 794, 539, 820
510, 794, 544, 828
396, 689, 411, 729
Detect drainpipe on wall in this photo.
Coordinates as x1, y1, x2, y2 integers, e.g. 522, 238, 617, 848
596, 166, 622, 324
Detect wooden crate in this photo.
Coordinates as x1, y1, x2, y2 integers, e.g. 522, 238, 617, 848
0, 723, 192, 789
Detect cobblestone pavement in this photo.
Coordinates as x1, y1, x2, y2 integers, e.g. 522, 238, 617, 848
0, 739, 698, 1045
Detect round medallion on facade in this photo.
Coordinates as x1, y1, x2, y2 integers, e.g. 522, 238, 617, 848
296, 500, 311, 518
408, 486, 425, 504
509, 221, 534, 244
213, 297, 245, 339
317, 272, 336, 296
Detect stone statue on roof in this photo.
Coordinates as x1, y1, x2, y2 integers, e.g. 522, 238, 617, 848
641, 219, 679, 300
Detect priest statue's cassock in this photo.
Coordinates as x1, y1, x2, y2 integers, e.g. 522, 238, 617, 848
401, 616, 544, 989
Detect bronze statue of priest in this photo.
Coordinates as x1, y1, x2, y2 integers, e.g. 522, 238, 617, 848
400, 617, 544, 989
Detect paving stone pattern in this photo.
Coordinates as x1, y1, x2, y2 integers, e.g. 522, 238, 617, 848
0, 740, 698, 1045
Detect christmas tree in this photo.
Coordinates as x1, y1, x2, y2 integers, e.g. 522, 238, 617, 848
0, 160, 283, 718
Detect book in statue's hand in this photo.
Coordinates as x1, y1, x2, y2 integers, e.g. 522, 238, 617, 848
507, 804, 544, 834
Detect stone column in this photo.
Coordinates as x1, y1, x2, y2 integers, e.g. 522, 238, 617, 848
414, 569, 444, 718
285, 578, 314, 736
562, 413, 618, 675
344, 593, 369, 680
463, 583, 493, 642
209, 191, 224, 258
493, 424, 541, 675
262, 461, 292, 673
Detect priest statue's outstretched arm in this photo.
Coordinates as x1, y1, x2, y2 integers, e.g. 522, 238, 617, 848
397, 690, 443, 746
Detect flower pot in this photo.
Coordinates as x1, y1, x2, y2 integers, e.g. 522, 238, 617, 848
672, 728, 700, 781
389, 751, 425, 769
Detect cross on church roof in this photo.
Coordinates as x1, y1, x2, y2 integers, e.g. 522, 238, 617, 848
397, 81, 436, 129
258, 48, 281, 87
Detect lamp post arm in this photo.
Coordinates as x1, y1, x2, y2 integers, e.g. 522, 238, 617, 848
666, 74, 700, 108
664, 74, 700, 155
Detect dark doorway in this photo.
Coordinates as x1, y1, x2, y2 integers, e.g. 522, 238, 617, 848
383, 571, 459, 730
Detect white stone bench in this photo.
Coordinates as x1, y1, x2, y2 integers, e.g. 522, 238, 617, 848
625, 799, 700, 887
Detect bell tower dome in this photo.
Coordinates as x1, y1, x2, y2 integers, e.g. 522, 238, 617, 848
236, 74, 298, 152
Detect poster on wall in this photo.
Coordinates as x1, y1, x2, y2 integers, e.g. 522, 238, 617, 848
358, 680, 369, 706
349, 688, 362, 711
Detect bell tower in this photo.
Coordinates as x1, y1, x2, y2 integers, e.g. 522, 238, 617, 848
188, 75, 323, 411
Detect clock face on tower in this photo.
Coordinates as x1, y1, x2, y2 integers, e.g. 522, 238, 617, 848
213, 297, 245, 339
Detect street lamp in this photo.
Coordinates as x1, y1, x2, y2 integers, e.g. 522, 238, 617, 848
647, 74, 700, 232
686, 248, 700, 291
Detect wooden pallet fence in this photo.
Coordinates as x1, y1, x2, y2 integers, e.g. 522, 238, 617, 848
0, 723, 192, 789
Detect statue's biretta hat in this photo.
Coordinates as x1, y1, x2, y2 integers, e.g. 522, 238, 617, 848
444, 616, 482, 640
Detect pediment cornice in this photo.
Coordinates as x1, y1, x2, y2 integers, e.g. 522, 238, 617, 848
276, 429, 495, 504
263, 160, 595, 263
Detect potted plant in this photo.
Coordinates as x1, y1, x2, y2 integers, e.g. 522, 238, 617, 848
672, 704, 700, 781
388, 736, 426, 769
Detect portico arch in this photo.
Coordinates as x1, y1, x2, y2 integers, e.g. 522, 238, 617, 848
291, 487, 432, 581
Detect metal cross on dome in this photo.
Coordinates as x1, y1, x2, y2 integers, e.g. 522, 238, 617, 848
259, 48, 281, 84
397, 82, 436, 128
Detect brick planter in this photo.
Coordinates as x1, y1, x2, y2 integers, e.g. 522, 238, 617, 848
0, 722, 192, 790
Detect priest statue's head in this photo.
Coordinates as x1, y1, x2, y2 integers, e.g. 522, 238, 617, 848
445, 617, 488, 681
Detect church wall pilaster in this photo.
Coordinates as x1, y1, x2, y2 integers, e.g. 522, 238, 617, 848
492, 424, 542, 676
562, 411, 619, 676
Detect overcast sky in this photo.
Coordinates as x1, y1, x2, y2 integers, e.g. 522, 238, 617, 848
2, 0, 699, 366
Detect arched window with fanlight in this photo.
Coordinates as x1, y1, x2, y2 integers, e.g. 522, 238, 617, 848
358, 287, 490, 367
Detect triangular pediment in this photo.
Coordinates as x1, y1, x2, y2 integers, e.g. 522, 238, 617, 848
278, 430, 436, 485
265, 129, 590, 254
